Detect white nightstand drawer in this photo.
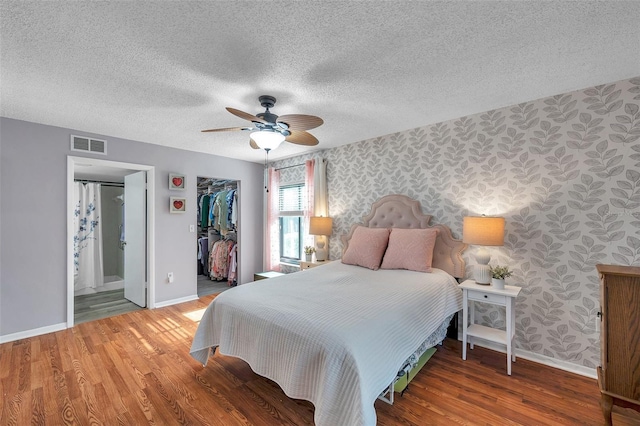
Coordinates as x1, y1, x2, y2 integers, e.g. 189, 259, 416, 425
467, 290, 506, 305
300, 260, 333, 270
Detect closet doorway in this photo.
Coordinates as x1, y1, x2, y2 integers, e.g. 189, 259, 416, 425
197, 177, 239, 297
67, 157, 156, 326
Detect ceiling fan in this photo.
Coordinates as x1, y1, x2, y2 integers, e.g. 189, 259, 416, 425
201, 95, 323, 151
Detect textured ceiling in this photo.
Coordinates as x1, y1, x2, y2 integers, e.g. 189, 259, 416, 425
1, 1, 639, 163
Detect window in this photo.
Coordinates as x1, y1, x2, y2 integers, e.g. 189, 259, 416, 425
279, 183, 305, 263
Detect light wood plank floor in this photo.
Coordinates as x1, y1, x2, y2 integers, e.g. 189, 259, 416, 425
74, 289, 142, 325
1, 294, 606, 425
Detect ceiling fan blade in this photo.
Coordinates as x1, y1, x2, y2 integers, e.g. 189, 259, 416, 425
226, 107, 267, 124
249, 138, 260, 150
277, 114, 324, 131
285, 130, 319, 146
201, 126, 249, 133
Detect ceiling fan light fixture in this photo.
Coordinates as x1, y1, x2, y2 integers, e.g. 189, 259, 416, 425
251, 130, 285, 151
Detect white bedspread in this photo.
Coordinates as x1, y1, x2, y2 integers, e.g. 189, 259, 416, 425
190, 261, 462, 426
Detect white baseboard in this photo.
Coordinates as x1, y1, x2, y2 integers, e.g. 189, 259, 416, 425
0, 322, 67, 344
462, 338, 597, 379
0, 294, 199, 343
153, 294, 199, 309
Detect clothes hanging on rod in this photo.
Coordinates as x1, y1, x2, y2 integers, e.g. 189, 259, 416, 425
197, 188, 237, 234
208, 238, 237, 285
197, 177, 239, 284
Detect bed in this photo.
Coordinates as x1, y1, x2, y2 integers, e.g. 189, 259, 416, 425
190, 194, 467, 426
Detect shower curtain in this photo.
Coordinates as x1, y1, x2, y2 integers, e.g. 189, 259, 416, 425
74, 182, 104, 291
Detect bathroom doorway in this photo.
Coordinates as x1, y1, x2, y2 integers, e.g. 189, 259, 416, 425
67, 157, 156, 326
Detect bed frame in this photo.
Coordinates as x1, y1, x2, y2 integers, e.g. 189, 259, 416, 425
341, 194, 467, 278
341, 194, 467, 402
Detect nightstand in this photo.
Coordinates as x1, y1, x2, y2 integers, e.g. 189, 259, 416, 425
460, 279, 521, 375
253, 271, 285, 281
300, 259, 333, 270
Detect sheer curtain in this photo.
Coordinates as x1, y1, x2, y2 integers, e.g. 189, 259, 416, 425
73, 182, 104, 291
314, 158, 328, 217
266, 168, 281, 271
303, 158, 329, 254
304, 160, 315, 248
313, 158, 329, 257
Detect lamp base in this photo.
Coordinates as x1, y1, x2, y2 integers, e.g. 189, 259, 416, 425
473, 247, 491, 284
315, 241, 327, 261
315, 249, 327, 261
474, 264, 491, 285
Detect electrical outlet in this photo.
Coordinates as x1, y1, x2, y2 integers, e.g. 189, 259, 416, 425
167, 272, 174, 283
189, 225, 195, 232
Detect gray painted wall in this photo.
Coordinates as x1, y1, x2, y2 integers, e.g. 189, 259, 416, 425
0, 117, 264, 336
273, 76, 640, 371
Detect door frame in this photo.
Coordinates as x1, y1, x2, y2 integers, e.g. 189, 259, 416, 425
66, 156, 156, 327
197, 177, 240, 293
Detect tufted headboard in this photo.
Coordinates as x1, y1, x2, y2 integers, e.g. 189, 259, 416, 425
340, 194, 467, 278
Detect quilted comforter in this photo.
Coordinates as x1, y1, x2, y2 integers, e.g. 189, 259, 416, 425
190, 261, 462, 426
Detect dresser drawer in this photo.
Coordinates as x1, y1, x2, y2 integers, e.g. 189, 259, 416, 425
467, 290, 507, 305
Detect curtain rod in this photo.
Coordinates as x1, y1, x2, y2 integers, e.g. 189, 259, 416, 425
74, 179, 124, 187
275, 159, 326, 171
275, 163, 304, 171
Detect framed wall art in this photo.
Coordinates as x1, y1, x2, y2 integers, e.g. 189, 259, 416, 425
170, 196, 186, 213
169, 173, 185, 190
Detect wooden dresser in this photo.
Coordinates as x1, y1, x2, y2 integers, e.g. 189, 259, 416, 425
596, 264, 640, 425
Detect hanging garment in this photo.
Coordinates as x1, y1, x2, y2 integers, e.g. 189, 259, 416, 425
231, 190, 238, 227
227, 243, 237, 286
209, 239, 231, 281
200, 194, 211, 229
198, 237, 209, 272
213, 191, 229, 233
208, 191, 219, 228
226, 189, 235, 225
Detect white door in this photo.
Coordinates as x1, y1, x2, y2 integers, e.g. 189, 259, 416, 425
124, 171, 147, 307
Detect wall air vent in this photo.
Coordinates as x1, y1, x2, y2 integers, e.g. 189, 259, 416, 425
70, 135, 107, 155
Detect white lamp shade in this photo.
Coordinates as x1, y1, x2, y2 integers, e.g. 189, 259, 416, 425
310, 216, 332, 261
462, 216, 505, 246
309, 216, 333, 236
251, 131, 285, 151
463, 216, 505, 285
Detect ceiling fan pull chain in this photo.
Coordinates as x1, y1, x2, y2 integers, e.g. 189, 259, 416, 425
264, 149, 270, 192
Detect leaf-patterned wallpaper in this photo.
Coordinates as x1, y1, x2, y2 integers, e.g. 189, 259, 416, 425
272, 76, 640, 370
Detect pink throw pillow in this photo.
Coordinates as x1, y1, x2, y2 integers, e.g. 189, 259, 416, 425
341, 226, 390, 270
380, 228, 438, 272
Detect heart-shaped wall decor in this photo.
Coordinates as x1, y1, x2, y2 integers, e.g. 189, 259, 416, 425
173, 200, 184, 210
172, 177, 183, 187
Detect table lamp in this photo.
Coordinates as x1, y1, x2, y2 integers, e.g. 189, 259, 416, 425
462, 216, 505, 284
309, 216, 333, 261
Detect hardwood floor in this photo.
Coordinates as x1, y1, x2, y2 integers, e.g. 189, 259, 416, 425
1, 294, 606, 425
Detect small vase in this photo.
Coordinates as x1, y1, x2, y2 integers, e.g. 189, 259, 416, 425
305, 254, 312, 262
491, 278, 505, 289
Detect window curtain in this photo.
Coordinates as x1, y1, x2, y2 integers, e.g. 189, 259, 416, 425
304, 160, 315, 248
313, 158, 329, 258
314, 158, 328, 217
266, 167, 281, 271
73, 182, 104, 291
